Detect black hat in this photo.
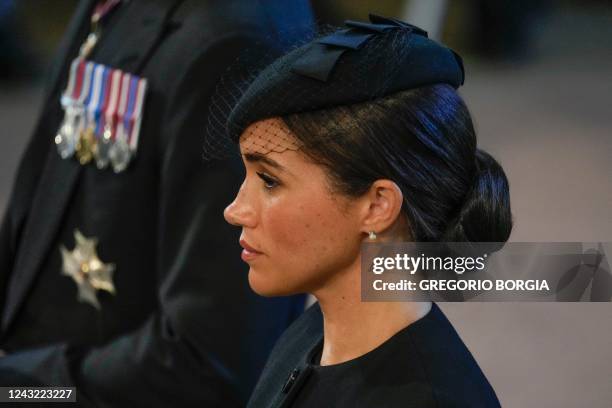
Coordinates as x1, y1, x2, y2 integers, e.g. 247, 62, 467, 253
227, 14, 465, 142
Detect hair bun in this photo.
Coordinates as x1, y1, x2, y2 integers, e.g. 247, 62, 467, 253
442, 149, 512, 244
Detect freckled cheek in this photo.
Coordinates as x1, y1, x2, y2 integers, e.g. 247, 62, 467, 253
261, 207, 310, 253
261, 190, 353, 259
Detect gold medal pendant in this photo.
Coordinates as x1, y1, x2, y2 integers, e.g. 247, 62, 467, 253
75, 126, 96, 165
60, 230, 116, 309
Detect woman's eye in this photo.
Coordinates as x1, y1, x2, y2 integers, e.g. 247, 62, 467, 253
256, 172, 279, 189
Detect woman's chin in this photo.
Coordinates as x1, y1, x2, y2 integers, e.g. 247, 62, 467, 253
248, 267, 298, 297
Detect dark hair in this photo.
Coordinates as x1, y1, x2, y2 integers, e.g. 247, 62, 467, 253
282, 84, 512, 242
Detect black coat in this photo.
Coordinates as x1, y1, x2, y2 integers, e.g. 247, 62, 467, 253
0, 0, 313, 406
248, 303, 501, 407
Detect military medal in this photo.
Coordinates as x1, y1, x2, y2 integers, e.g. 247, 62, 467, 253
54, 1, 147, 172
76, 126, 96, 164
109, 132, 131, 173
92, 66, 113, 168
60, 229, 116, 310
95, 69, 121, 168
127, 75, 148, 159
55, 61, 147, 171
73, 61, 94, 140
55, 105, 78, 159
95, 125, 113, 169
108, 73, 131, 172
56, 59, 84, 159
76, 64, 103, 164
57, 60, 94, 160
108, 72, 148, 173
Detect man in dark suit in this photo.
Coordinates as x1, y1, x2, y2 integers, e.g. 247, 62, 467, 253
0, 0, 312, 406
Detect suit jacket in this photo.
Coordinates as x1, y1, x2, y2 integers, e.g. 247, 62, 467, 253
0, 0, 313, 406
248, 303, 501, 408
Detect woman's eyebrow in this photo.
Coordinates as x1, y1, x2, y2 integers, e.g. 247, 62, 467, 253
243, 152, 286, 172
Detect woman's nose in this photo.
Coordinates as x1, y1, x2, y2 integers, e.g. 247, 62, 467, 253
224, 184, 256, 228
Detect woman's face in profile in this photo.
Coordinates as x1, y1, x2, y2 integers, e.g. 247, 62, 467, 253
224, 118, 364, 297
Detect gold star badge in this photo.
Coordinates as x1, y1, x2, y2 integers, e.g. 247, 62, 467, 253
60, 229, 116, 309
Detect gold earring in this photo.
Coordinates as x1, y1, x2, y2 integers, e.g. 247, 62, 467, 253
369, 231, 377, 240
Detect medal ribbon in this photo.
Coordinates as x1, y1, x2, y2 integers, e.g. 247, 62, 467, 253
86, 64, 105, 131
61, 58, 81, 108
77, 62, 95, 106
55, 0, 149, 167
123, 76, 139, 146
74, 62, 95, 133
105, 69, 122, 140
129, 79, 148, 151
92, 0, 122, 24
115, 72, 131, 141
71, 60, 86, 101
94, 66, 112, 137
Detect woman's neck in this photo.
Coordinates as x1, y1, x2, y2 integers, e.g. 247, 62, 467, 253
313, 261, 431, 366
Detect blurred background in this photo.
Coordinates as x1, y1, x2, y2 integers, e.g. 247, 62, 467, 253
1, 0, 611, 406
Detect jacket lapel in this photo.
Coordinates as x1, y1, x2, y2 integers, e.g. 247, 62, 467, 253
45, 0, 98, 109
92, 0, 183, 73
1, 0, 182, 333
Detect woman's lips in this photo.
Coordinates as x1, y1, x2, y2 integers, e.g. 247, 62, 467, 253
240, 239, 262, 262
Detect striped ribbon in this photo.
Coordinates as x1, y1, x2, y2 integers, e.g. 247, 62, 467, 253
59, 57, 148, 163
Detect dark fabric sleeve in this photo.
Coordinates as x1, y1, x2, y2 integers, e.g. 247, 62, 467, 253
0, 33, 304, 407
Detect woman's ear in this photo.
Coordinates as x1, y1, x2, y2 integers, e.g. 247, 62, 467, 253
360, 179, 404, 236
